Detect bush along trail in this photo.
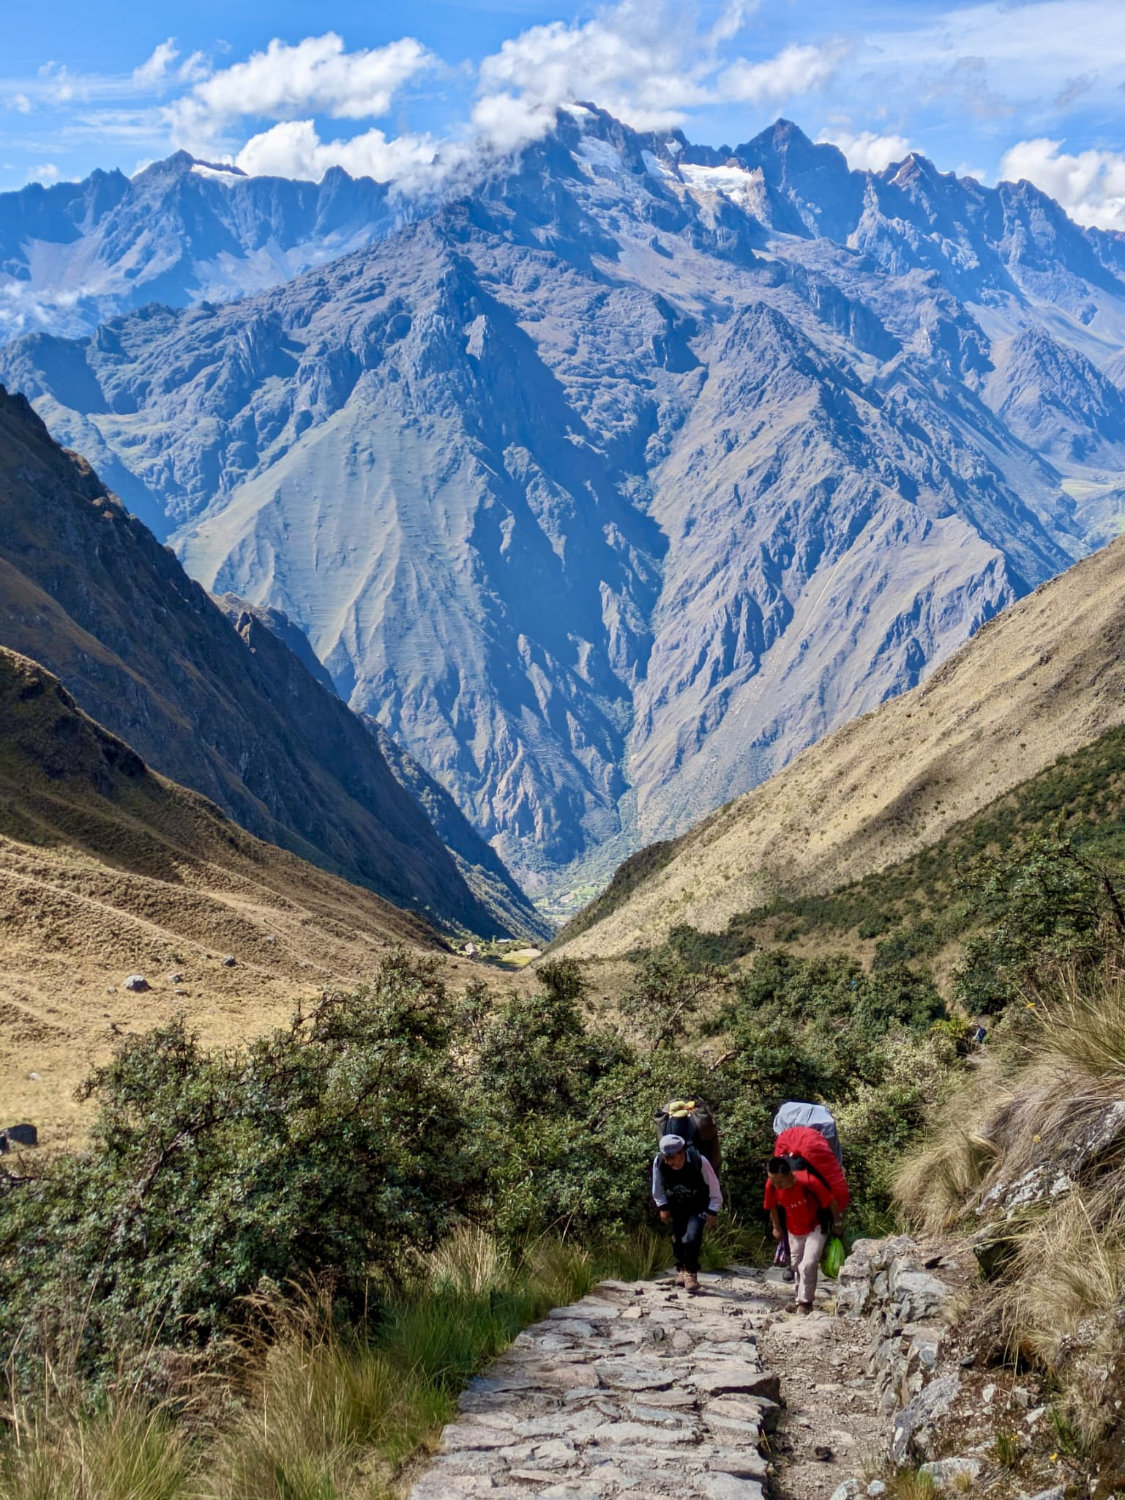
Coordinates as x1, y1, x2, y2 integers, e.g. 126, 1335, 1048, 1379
4, 830, 1125, 1494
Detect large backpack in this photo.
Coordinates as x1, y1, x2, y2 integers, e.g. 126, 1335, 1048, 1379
775, 1123, 850, 1212
772, 1101, 842, 1162
656, 1098, 722, 1174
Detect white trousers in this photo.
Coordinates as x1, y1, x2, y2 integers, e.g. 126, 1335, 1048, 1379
789, 1226, 826, 1307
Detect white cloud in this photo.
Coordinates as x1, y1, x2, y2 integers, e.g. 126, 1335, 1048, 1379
9, 93, 32, 115
133, 39, 179, 89
37, 63, 77, 106
708, 1, 756, 46
234, 118, 441, 186
1000, 137, 1125, 231
476, 2, 713, 136
858, 0, 1125, 124
27, 162, 59, 184
170, 33, 436, 150
470, 90, 559, 154
719, 42, 845, 106
818, 127, 912, 173
472, 0, 840, 152
178, 52, 210, 85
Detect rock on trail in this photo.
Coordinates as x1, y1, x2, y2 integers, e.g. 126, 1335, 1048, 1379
407, 1267, 883, 1500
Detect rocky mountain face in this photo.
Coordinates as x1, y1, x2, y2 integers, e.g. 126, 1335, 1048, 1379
4, 111, 1125, 897
0, 153, 395, 345
554, 531, 1125, 957
0, 383, 530, 935
214, 593, 551, 940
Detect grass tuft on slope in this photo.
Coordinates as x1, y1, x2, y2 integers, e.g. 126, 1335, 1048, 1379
893, 948, 1125, 1449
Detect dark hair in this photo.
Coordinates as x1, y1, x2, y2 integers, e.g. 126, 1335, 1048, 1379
767, 1156, 792, 1176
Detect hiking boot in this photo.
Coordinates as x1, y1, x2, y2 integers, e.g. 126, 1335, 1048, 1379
673, 1269, 686, 1287
683, 1271, 700, 1293
796, 1301, 813, 1316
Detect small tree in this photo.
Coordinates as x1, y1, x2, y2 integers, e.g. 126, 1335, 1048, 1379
953, 835, 1125, 1014
619, 946, 727, 1051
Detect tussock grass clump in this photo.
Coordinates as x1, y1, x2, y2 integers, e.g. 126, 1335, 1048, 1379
894, 953, 1125, 1445
894, 1114, 1002, 1234
0, 1385, 196, 1500
209, 1288, 430, 1499
882, 1467, 935, 1500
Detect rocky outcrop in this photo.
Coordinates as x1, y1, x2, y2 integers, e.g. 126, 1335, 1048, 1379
836, 1237, 958, 1463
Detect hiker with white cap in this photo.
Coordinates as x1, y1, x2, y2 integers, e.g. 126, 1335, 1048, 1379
651, 1133, 722, 1291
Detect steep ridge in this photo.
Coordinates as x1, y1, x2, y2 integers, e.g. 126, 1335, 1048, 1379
555, 532, 1125, 957
366, 720, 554, 944
213, 594, 550, 941
0, 384, 512, 935
0, 153, 395, 344
5, 111, 1125, 893
0, 646, 438, 1137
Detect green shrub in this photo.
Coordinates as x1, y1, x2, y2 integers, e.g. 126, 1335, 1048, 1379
954, 835, 1125, 1014
0, 956, 469, 1386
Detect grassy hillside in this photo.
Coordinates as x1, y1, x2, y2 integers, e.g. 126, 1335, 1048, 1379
632, 720, 1125, 969
555, 532, 1125, 959
0, 646, 450, 1139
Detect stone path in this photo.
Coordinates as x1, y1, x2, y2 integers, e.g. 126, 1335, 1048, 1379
407, 1266, 880, 1500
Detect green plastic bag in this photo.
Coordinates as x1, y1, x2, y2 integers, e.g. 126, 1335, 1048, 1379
822, 1235, 846, 1279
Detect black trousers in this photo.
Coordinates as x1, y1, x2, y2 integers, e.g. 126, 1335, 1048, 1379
670, 1208, 707, 1272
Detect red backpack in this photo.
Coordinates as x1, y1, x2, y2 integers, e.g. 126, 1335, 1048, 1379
775, 1124, 849, 1211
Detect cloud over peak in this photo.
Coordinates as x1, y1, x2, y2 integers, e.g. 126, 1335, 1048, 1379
1000, 137, 1125, 232
472, 2, 843, 149
169, 33, 437, 153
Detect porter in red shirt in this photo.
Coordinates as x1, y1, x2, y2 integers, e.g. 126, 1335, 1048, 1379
763, 1167, 832, 1235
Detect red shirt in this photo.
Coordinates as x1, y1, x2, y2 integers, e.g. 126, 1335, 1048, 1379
764, 1170, 832, 1237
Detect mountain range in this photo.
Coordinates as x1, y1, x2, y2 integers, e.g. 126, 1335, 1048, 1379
0, 383, 543, 938
0, 153, 395, 347
4, 110, 1125, 901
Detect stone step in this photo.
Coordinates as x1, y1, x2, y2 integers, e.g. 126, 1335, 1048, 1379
408, 1271, 778, 1499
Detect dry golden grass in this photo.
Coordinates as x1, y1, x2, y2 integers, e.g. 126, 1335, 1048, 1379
0, 649, 511, 1142
895, 955, 1125, 1443
0, 1402, 195, 1500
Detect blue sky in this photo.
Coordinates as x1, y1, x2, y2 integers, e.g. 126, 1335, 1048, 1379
3, 0, 1125, 228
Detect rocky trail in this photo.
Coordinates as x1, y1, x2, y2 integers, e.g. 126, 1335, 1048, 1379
407, 1266, 885, 1500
